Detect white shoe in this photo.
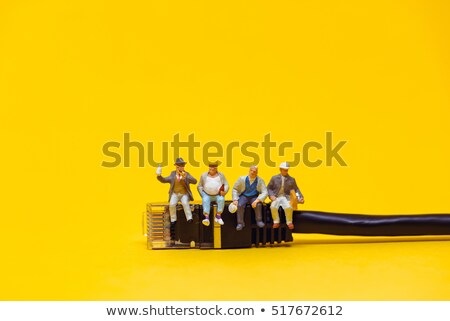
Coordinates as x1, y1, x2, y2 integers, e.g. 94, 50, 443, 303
215, 216, 224, 225
202, 218, 210, 226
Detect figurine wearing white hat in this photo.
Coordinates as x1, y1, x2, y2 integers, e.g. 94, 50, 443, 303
267, 162, 304, 230
156, 158, 197, 224
231, 166, 268, 231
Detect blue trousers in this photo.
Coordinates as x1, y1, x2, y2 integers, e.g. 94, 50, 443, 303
201, 192, 225, 215
237, 195, 262, 225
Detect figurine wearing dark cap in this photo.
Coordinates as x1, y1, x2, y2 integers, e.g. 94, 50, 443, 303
156, 158, 197, 224
267, 162, 304, 230
197, 161, 229, 226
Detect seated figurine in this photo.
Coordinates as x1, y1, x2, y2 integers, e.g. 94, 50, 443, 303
267, 162, 304, 230
231, 166, 268, 231
197, 161, 229, 226
156, 158, 197, 224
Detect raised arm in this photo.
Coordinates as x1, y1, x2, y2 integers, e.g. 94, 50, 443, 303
157, 174, 171, 183
156, 166, 171, 183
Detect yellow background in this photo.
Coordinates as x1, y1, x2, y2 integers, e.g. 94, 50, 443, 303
1, 0, 449, 300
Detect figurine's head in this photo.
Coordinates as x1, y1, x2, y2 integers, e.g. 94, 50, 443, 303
208, 161, 219, 175
248, 166, 258, 179
279, 162, 289, 176
174, 158, 187, 172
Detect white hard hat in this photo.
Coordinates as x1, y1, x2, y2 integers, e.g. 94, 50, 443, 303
228, 203, 237, 214
279, 162, 290, 169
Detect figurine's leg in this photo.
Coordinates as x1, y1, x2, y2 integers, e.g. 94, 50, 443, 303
216, 195, 225, 214
270, 198, 280, 228
280, 196, 294, 229
202, 193, 211, 215
201, 193, 211, 226
214, 195, 225, 225
284, 207, 294, 226
236, 196, 248, 230
168, 193, 180, 222
180, 194, 193, 222
253, 198, 265, 228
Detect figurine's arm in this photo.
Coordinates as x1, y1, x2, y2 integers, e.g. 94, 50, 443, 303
197, 174, 205, 195
157, 174, 171, 183
267, 178, 276, 199
156, 167, 171, 183
222, 174, 229, 194
292, 178, 304, 202
257, 179, 268, 202
185, 172, 197, 184
232, 177, 243, 201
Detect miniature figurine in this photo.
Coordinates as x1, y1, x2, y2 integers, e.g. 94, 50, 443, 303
267, 162, 304, 230
197, 161, 229, 226
156, 158, 197, 224
232, 166, 268, 231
